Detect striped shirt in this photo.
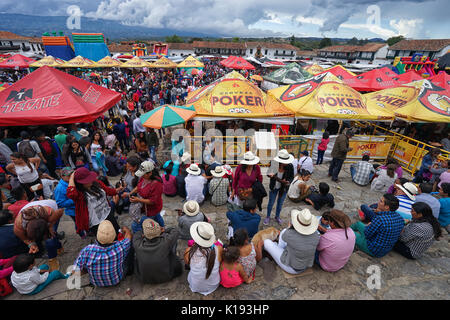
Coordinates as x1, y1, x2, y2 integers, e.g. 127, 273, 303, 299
74, 238, 131, 287
399, 221, 435, 259
396, 195, 414, 220
364, 211, 404, 257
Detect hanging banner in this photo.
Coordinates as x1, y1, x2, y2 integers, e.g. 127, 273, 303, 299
392, 140, 418, 163
347, 140, 392, 159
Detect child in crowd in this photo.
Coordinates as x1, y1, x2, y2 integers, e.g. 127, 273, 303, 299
11, 253, 67, 295
437, 183, 450, 233
317, 211, 332, 234
219, 246, 253, 288
305, 182, 335, 210
287, 169, 312, 203
316, 131, 330, 165
229, 228, 262, 280
94, 147, 108, 177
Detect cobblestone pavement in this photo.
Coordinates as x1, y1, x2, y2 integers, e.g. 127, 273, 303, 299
5, 161, 450, 300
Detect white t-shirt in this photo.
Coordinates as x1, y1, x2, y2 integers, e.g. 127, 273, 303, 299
11, 267, 49, 294
86, 189, 111, 228
185, 174, 207, 203
298, 156, 314, 174
291, 158, 299, 176
90, 142, 101, 157
15, 163, 39, 184
20, 199, 58, 214
288, 176, 306, 199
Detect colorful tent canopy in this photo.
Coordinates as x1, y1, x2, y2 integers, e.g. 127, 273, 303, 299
177, 56, 204, 68
250, 75, 263, 81
190, 68, 200, 75
317, 65, 356, 81
345, 67, 399, 92
220, 56, 255, 70
95, 56, 123, 68
30, 56, 66, 68
268, 72, 394, 120
149, 57, 178, 69
186, 71, 293, 119
0, 54, 36, 69
303, 64, 325, 75
140, 105, 197, 129
263, 63, 312, 84
121, 57, 152, 68
391, 70, 423, 85
0, 83, 11, 92
60, 55, 98, 68
0, 66, 121, 126
365, 72, 450, 122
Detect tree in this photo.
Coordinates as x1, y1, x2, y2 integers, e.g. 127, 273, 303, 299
387, 35, 405, 46
318, 37, 332, 49
290, 34, 296, 45
165, 34, 184, 43
232, 37, 240, 43
347, 37, 358, 45
189, 37, 203, 43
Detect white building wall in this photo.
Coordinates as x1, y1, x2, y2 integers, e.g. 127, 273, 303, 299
169, 49, 195, 57
436, 45, 450, 58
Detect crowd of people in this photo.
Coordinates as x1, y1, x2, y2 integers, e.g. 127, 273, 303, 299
0, 61, 449, 298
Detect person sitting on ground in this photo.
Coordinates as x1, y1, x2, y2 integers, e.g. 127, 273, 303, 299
11, 253, 67, 295
0, 210, 28, 259
437, 183, 450, 233
371, 164, 398, 193
350, 194, 404, 258
162, 161, 177, 197
415, 183, 441, 219
263, 209, 319, 275
226, 198, 261, 239
229, 228, 262, 280
219, 246, 253, 288
377, 157, 403, 179
184, 222, 223, 296
394, 182, 418, 220
305, 182, 335, 210
177, 200, 208, 240
437, 160, 450, 190
317, 211, 332, 234
287, 169, 312, 203
209, 166, 230, 207
387, 177, 409, 195
72, 221, 132, 287
393, 202, 442, 260
315, 209, 355, 272
298, 150, 314, 174
414, 148, 441, 183
185, 163, 207, 204
133, 218, 182, 284
429, 159, 448, 187
53, 167, 76, 229
350, 154, 375, 186
6, 186, 29, 219
105, 149, 124, 177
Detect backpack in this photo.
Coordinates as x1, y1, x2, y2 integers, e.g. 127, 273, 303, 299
18, 140, 36, 158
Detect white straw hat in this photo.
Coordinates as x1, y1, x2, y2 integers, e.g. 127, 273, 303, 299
211, 166, 226, 178
395, 182, 418, 201
274, 149, 294, 164
190, 222, 216, 248
96, 220, 116, 245
240, 151, 260, 165
78, 129, 90, 137
181, 152, 191, 164
186, 163, 201, 176
183, 200, 200, 217
291, 208, 319, 235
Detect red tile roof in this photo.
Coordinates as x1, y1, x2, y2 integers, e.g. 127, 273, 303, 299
167, 43, 194, 50
246, 41, 298, 50
108, 43, 133, 53
192, 41, 246, 49
357, 43, 387, 52
388, 39, 450, 52
0, 31, 42, 43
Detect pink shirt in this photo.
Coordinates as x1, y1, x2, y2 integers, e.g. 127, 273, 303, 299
162, 174, 177, 195
318, 138, 330, 151
317, 228, 355, 272
232, 164, 262, 192
438, 171, 450, 189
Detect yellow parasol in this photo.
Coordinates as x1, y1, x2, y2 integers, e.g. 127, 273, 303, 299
30, 56, 66, 68
60, 55, 98, 68
120, 57, 152, 68
149, 57, 178, 68
250, 74, 263, 81
268, 72, 394, 120
96, 56, 123, 68
177, 56, 204, 68
304, 64, 325, 75
186, 71, 294, 118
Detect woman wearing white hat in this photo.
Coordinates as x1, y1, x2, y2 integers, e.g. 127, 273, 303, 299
265, 149, 295, 225
184, 222, 223, 295
231, 151, 262, 207
263, 209, 320, 274
185, 163, 207, 204
208, 166, 230, 206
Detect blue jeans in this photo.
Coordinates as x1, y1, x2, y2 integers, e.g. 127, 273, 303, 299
350, 167, 374, 185
45, 221, 62, 259
28, 264, 67, 295
316, 150, 325, 165
314, 250, 321, 268
266, 189, 287, 219
149, 146, 157, 163
328, 158, 344, 181
360, 204, 378, 222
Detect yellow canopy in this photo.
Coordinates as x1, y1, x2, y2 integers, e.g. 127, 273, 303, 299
304, 64, 325, 75
177, 56, 204, 68
268, 72, 394, 120
96, 56, 123, 68
149, 57, 178, 69
186, 71, 294, 118
364, 73, 450, 122
60, 55, 98, 68
120, 57, 152, 68
30, 56, 66, 68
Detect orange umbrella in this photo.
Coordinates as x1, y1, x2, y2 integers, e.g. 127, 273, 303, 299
251, 74, 263, 81
140, 105, 196, 129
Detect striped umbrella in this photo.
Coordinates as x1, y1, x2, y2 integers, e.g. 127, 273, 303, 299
140, 104, 197, 129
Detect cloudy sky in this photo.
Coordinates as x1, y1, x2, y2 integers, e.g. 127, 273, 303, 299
1, 0, 449, 39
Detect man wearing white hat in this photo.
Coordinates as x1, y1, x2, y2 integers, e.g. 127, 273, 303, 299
185, 163, 207, 204
208, 166, 230, 206
265, 149, 295, 225
394, 182, 419, 220
263, 209, 320, 274
177, 200, 207, 240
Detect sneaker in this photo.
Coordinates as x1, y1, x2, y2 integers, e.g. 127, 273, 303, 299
263, 217, 270, 225
358, 210, 365, 221
275, 217, 283, 225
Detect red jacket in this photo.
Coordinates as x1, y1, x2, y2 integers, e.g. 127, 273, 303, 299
137, 178, 163, 217
66, 180, 117, 234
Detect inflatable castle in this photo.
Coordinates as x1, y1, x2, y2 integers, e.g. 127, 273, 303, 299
393, 54, 437, 78
72, 33, 110, 62
132, 43, 148, 57
42, 31, 75, 61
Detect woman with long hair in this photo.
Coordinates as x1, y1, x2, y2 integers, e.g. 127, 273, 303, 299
88, 131, 105, 160
6, 152, 43, 200
162, 161, 177, 197
135, 132, 148, 154
231, 151, 263, 208
184, 222, 222, 295
393, 202, 442, 259
67, 167, 124, 237
67, 139, 93, 170
371, 163, 398, 193
229, 228, 262, 280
